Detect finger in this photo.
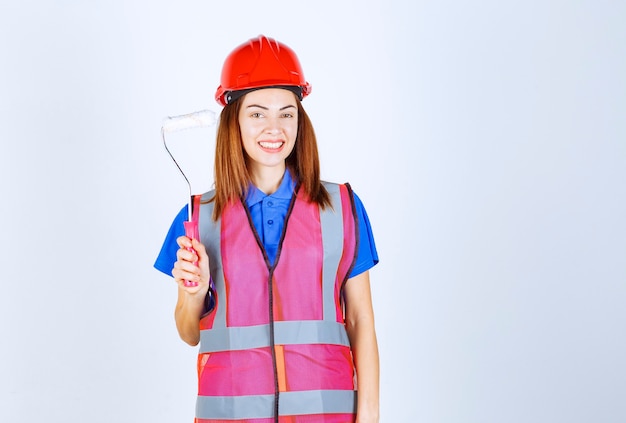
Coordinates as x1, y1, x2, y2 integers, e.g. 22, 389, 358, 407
172, 266, 200, 285
174, 258, 200, 275
176, 245, 199, 262
176, 235, 193, 249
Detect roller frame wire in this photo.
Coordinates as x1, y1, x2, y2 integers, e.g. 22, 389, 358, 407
161, 109, 216, 220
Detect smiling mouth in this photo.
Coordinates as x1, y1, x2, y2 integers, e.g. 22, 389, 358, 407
259, 141, 285, 149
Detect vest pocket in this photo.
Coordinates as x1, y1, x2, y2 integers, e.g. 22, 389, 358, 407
197, 348, 276, 396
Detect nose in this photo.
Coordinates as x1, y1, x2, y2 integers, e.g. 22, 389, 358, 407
264, 115, 281, 134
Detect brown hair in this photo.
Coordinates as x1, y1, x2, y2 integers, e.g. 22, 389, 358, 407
210, 94, 331, 220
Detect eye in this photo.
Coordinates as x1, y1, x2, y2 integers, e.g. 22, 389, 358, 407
281, 112, 295, 118
251, 112, 263, 118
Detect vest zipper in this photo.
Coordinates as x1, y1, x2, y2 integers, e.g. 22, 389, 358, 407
241, 187, 299, 422
267, 268, 279, 423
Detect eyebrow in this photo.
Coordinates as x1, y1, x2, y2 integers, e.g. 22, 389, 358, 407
246, 104, 296, 110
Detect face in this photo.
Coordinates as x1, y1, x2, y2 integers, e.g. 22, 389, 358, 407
238, 88, 298, 176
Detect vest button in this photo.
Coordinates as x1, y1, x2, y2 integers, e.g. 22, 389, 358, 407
268, 219, 274, 225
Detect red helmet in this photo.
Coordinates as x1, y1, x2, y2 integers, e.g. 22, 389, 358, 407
215, 35, 312, 106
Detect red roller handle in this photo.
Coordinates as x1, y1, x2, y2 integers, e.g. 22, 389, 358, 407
182, 196, 201, 287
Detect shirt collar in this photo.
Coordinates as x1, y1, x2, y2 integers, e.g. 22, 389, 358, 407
245, 169, 296, 208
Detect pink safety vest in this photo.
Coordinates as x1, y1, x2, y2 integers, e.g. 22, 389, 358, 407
195, 182, 359, 423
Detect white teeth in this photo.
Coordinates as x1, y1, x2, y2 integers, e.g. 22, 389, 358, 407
259, 141, 283, 149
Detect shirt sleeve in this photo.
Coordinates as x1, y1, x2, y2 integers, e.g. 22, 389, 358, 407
348, 191, 380, 278
154, 205, 188, 277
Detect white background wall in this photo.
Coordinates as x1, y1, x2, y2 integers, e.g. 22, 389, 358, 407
1, 1, 625, 422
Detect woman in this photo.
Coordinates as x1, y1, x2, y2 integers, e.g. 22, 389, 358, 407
155, 35, 379, 423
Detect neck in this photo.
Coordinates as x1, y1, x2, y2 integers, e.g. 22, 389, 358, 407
250, 164, 286, 195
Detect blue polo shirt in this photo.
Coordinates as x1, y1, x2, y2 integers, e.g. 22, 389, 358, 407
154, 171, 378, 278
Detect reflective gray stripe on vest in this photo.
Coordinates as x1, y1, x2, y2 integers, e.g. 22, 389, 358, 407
196, 389, 357, 419
199, 320, 350, 353
320, 182, 344, 321
198, 191, 228, 329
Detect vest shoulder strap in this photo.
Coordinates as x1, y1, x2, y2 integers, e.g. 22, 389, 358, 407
197, 183, 359, 266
